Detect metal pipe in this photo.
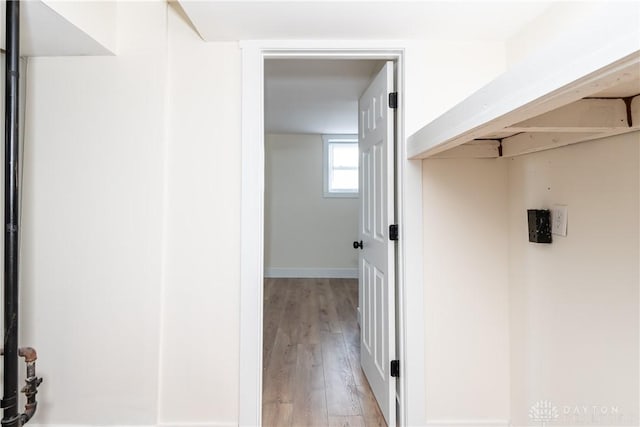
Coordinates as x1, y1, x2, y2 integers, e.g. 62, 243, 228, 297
17, 348, 41, 425
3, 1, 22, 426
2, 5, 42, 425
0, 347, 42, 426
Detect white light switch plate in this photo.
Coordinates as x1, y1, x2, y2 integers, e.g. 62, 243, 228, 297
551, 205, 568, 236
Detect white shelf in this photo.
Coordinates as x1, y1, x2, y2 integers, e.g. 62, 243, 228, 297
408, 5, 640, 160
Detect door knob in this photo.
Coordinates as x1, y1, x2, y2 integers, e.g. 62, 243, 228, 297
353, 240, 363, 249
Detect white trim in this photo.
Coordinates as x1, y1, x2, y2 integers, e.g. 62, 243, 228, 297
265, 267, 358, 278
26, 425, 158, 427
239, 42, 265, 427
394, 65, 426, 427
159, 424, 236, 427
239, 40, 424, 427
425, 420, 510, 427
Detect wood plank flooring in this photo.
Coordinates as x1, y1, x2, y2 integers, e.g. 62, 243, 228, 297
263, 278, 387, 427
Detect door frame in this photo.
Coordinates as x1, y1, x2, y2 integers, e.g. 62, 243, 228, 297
239, 40, 425, 427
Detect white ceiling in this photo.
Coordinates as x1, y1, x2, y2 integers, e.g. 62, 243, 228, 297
179, 1, 554, 42
265, 59, 383, 134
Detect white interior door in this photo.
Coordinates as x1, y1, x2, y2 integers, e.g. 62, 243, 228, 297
358, 61, 396, 426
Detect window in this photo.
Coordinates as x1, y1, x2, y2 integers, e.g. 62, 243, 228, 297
323, 135, 359, 198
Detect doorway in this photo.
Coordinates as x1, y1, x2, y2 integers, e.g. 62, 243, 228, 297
262, 58, 388, 426
239, 43, 425, 427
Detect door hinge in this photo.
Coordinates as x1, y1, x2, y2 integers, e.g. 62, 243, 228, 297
389, 92, 398, 109
389, 224, 399, 241
390, 360, 400, 377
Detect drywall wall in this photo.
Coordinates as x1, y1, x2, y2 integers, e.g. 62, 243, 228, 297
158, 5, 241, 425
421, 133, 640, 425
422, 158, 511, 423
414, 40, 509, 424
264, 133, 358, 276
508, 132, 640, 426
505, 2, 597, 66
20, 2, 167, 424
505, 2, 639, 67
20, 2, 242, 425
17, 2, 241, 425
404, 41, 506, 136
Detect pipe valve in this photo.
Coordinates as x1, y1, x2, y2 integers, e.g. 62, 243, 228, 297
18, 347, 42, 425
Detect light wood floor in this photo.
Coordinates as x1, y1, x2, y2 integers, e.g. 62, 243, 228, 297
263, 278, 387, 427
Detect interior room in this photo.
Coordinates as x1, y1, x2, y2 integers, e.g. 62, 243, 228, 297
0, 1, 638, 427
263, 59, 379, 280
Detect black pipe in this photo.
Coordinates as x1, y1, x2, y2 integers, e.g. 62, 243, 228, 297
2, 2, 21, 427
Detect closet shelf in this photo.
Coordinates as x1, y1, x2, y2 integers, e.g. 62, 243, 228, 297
408, 7, 640, 159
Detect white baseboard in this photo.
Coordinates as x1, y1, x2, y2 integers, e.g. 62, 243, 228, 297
426, 420, 510, 427
28, 425, 157, 427
28, 423, 234, 427
160, 423, 236, 427
264, 267, 357, 279
28, 425, 159, 427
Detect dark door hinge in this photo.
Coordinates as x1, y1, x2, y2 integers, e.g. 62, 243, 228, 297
389, 92, 398, 109
389, 224, 399, 241
390, 360, 400, 377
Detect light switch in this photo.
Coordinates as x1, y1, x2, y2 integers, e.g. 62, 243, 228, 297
551, 205, 568, 236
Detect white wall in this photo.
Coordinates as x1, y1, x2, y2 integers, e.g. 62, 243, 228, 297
20, 2, 243, 426
506, 2, 619, 67
158, 5, 241, 425
420, 134, 640, 425
412, 41, 510, 424
421, 132, 640, 426
20, 2, 167, 424
264, 133, 358, 276
422, 158, 511, 423
508, 133, 640, 426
